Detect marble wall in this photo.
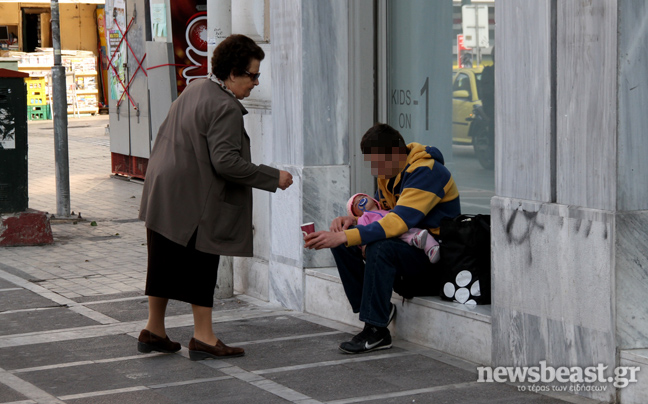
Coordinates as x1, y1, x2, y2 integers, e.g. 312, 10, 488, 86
616, 211, 648, 349
495, 0, 553, 202
270, 0, 303, 166
494, 2, 648, 401
491, 197, 616, 402
617, 0, 648, 211
556, 0, 618, 211
263, 0, 352, 310
269, 0, 349, 167
302, 0, 349, 166
619, 350, 648, 404
302, 166, 350, 268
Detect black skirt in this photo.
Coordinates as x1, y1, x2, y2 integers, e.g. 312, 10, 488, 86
145, 228, 220, 307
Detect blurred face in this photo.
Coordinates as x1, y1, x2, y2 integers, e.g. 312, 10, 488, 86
364, 148, 408, 179
352, 195, 377, 216
226, 59, 261, 100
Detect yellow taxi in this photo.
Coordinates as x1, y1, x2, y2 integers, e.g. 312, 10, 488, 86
451, 67, 483, 144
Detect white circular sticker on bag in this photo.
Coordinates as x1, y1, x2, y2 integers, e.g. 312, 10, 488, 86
455, 287, 470, 303
471, 280, 481, 297
443, 282, 456, 298
455, 270, 472, 287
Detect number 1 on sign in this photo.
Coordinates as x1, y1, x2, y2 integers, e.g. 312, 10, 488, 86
420, 77, 429, 131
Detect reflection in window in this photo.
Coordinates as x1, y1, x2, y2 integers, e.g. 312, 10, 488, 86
384, 1, 495, 215
451, 1, 495, 214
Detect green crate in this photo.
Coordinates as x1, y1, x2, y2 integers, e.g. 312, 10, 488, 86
27, 105, 47, 121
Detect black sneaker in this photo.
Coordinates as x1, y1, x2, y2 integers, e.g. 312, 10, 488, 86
339, 324, 392, 354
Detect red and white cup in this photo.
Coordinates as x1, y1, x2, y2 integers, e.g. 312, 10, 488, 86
301, 222, 315, 237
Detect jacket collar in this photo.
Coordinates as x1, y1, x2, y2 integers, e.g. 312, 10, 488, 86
208, 74, 248, 116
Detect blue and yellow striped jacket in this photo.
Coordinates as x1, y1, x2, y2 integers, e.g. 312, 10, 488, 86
344, 143, 461, 247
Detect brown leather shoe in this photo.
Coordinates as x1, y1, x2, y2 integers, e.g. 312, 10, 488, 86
188, 337, 245, 360
137, 329, 181, 354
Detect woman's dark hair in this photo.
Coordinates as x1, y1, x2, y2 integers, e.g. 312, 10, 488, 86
360, 123, 409, 155
211, 34, 265, 80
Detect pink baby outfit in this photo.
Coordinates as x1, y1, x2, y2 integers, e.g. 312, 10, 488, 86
356, 210, 440, 264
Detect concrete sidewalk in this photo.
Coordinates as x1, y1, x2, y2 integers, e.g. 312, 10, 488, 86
0, 115, 597, 404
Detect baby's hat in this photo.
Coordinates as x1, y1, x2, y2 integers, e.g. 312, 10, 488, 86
347, 193, 380, 217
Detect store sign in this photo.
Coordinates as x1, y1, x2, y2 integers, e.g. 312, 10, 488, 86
170, 0, 207, 95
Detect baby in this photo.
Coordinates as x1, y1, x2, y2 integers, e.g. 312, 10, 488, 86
347, 193, 440, 263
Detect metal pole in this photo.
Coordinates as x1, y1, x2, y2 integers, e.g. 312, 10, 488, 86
207, 0, 233, 298
475, 7, 481, 67
50, 0, 71, 217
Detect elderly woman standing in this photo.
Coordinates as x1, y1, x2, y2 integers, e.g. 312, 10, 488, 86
137, 34, 293, 360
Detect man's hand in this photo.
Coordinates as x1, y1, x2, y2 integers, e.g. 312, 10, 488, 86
330, 216, 356, 232
304, 230, 347, 250
278, 170, 293, 190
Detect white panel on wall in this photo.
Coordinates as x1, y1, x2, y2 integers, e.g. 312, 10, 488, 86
232, 0, 268, 42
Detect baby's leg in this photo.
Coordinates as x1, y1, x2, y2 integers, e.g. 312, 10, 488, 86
400, 228, 421, 246
424, 235, 440, 264
403, 228, 427, 249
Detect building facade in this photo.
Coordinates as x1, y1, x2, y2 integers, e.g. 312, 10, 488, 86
107, 1, 648, 402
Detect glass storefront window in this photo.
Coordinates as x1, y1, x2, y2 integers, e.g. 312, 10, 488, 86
383, 0, 495, 215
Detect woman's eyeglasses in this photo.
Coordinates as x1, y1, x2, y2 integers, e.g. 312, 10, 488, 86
245, 71, 261, 81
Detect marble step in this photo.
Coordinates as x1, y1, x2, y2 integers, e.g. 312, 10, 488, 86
304, 267, 492, 365
619, 349, 648, 404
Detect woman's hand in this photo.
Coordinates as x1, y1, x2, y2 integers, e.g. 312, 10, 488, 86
330, 216, 356, 232
304, 230, 347, 250
278, 170, 293, 190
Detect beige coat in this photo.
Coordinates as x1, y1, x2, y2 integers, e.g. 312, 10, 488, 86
139, 79, 279, 256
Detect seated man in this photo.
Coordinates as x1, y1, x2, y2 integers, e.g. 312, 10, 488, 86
304, 123, 461, 354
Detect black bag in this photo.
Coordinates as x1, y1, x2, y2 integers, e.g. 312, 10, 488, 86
438, 214, 491, 304
393, 269, 441, 300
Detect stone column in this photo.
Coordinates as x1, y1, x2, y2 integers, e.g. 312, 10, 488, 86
268, 0, 351, 311
493, 1, 648, 402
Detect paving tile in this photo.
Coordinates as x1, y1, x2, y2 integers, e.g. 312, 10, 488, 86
254, 332, 405, 370
367, 381, 578, 404
63, 377, 291, 404
264, 354, 476, 402
0, 307, 100, 336
0, 278, 17, 289
171, 315, 340, 349
64, 388, 177, 404
153, 378, 294, 404
0, 289, 60, 312
0, 334, 137, 371
0, 381, 27, 403
71, 291, 142, 303
87, 297, 249, 323
17, 354, 226, 397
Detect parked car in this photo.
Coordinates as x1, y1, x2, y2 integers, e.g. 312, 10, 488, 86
451, 67, 483, 145
452, 66, 495, 169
